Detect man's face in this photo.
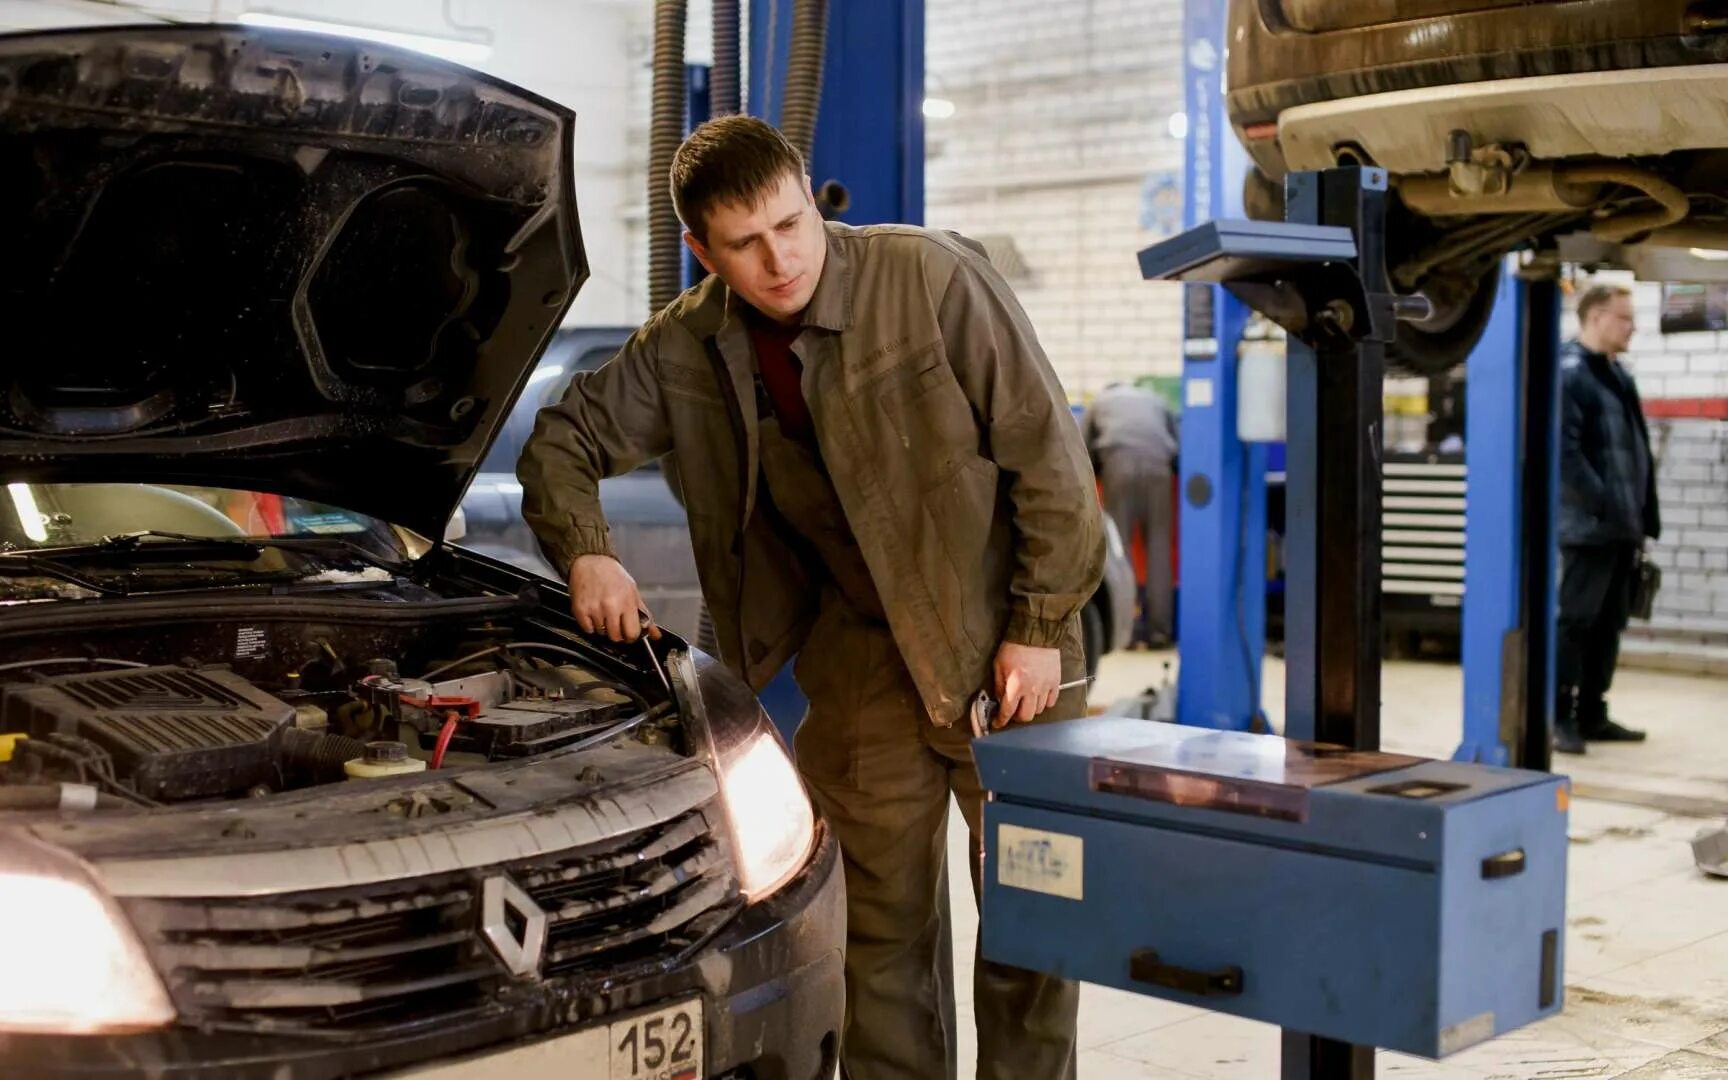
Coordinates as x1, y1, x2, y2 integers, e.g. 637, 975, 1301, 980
684, 171, 826, 323
1588, 294, 1637, 355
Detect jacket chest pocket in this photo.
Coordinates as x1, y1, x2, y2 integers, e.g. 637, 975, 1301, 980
661, 359, 727, 410
870, 347, 981, 486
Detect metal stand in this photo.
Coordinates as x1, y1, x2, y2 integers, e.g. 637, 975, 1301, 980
1277, 167, 1386, 1080
1139, 164, 1436, 1080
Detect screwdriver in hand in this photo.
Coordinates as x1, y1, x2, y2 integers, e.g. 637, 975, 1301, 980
969, 677, 1092, 738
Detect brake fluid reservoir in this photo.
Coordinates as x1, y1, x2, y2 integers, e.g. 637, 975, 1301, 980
344, 740, 427, 780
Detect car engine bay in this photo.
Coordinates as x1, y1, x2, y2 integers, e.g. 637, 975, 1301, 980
0, 612, 679, 811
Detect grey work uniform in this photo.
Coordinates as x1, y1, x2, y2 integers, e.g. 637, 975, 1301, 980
1082, 384, 1178, 644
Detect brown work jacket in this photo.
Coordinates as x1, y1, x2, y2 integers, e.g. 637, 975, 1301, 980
517, 221, 1103, 728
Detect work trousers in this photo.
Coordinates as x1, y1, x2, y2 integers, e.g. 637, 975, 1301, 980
1556, 543, 1638, 729
1099, 449, 1174, 644
792, 599, 1081, 1080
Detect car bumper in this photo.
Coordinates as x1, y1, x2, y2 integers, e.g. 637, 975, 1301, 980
0, 826, 845, 1080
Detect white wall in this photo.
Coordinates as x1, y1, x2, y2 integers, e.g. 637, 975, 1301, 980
925, 0, 1186, 398
0, 0, 645, 326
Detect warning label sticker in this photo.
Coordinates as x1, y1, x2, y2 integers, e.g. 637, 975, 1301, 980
235, 626, 269, 661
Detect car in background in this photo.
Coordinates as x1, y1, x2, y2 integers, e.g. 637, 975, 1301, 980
1229, 0, 1728, 372
466, 329, 1138, 676
0, 25, 839, 1079
462, 327, 705, 643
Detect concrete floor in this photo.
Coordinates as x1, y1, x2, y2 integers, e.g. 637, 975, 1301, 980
947, 650, 1728, 1079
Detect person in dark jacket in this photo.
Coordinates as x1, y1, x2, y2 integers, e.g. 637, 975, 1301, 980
1555, 284, 1660, 754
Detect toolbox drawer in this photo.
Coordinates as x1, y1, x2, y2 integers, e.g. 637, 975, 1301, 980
981, 790, 1563, 1059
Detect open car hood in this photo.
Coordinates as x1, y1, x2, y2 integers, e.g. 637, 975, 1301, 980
0, 25, 587, 540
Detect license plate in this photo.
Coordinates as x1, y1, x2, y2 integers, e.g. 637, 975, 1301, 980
403, 998, 702, 1079
608, 999, 703, 1080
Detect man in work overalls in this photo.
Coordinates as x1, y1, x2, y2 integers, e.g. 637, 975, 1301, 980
519, 116, 1104, 1080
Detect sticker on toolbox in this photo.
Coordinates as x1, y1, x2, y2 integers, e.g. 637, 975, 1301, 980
997, 823, 1084, 900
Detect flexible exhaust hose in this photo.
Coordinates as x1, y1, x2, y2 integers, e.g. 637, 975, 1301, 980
649, 0, 689, 315
711, 0, 742, 117
781, 0, 829, 165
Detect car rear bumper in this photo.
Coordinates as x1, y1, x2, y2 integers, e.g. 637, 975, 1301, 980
0, 827, 845, 1080
1225, 0, 1715, 173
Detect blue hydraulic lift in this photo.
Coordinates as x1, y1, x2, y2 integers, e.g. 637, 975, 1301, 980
1173, 0, 1268, 731
1174, 0, 1558, 766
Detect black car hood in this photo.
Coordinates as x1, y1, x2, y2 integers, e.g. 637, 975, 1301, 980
0, 25, 586, 539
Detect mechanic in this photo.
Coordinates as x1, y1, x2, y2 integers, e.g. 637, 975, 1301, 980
1082, 381, 1179, 647
518, 116, 1103, 1080
1555, 283, 1657, 755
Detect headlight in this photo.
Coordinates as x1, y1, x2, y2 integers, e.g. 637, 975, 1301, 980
716, 727, 817, 901
0, 833, 175, 1034
671, 649, 818, 903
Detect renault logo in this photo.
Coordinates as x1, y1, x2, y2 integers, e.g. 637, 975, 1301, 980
480, 875, 548, 977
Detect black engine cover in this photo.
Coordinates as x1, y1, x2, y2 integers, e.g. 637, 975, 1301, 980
4, 666, 292, 800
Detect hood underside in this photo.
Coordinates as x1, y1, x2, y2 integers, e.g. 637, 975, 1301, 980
0, 25, 587, 539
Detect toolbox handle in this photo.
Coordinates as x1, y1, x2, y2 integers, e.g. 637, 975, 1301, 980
1481, 848, 1527, 880
1129, 949, 1244, 998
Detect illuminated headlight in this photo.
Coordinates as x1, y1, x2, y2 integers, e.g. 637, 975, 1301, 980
716, 725, 816, 902
0, 834, 175, 1034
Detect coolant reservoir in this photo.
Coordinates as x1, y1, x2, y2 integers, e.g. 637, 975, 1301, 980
344, 740, 427, 780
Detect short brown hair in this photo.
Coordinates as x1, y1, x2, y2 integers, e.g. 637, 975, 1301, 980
671, 116, 804, 243
1577, 283, 1632, 323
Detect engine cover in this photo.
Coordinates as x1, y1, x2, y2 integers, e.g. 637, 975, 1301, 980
4, 666, 292, 800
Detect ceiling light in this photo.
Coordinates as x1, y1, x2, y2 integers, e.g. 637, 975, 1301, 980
1168, 112, 1190, 140
1688, 247, 1728, 261
922, 97, 956, 120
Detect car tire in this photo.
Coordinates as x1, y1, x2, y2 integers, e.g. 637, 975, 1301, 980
1388, 267, 1499, 377
1082, 599, 1105, 680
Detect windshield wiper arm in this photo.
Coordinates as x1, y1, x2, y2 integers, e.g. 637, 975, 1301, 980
0, 531, 266, 560
234, 534, 410, 573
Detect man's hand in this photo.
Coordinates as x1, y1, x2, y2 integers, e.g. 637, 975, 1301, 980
993, 642, 1062, 728
568, 554, 661, 642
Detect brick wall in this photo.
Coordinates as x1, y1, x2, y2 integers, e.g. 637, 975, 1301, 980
618, 1, 1186, 394
925, 0, 1186, 396
1572, 277, 1728, 638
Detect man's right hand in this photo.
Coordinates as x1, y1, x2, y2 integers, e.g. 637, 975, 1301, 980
568, 554, 660, 642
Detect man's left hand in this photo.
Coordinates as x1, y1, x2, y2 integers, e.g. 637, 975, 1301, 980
993, 642, 1063, 728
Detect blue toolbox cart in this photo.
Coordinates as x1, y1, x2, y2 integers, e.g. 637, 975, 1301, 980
981, 165, 1571, 1079
975, 720, 1568, 1058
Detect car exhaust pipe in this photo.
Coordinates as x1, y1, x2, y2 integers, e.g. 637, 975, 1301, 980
1397, 163, 1603, 216
1398, 160, 1689, 244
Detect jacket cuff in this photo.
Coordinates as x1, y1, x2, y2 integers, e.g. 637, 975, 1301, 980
1003, 608, 1069, 649
548, 521, 617, 577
